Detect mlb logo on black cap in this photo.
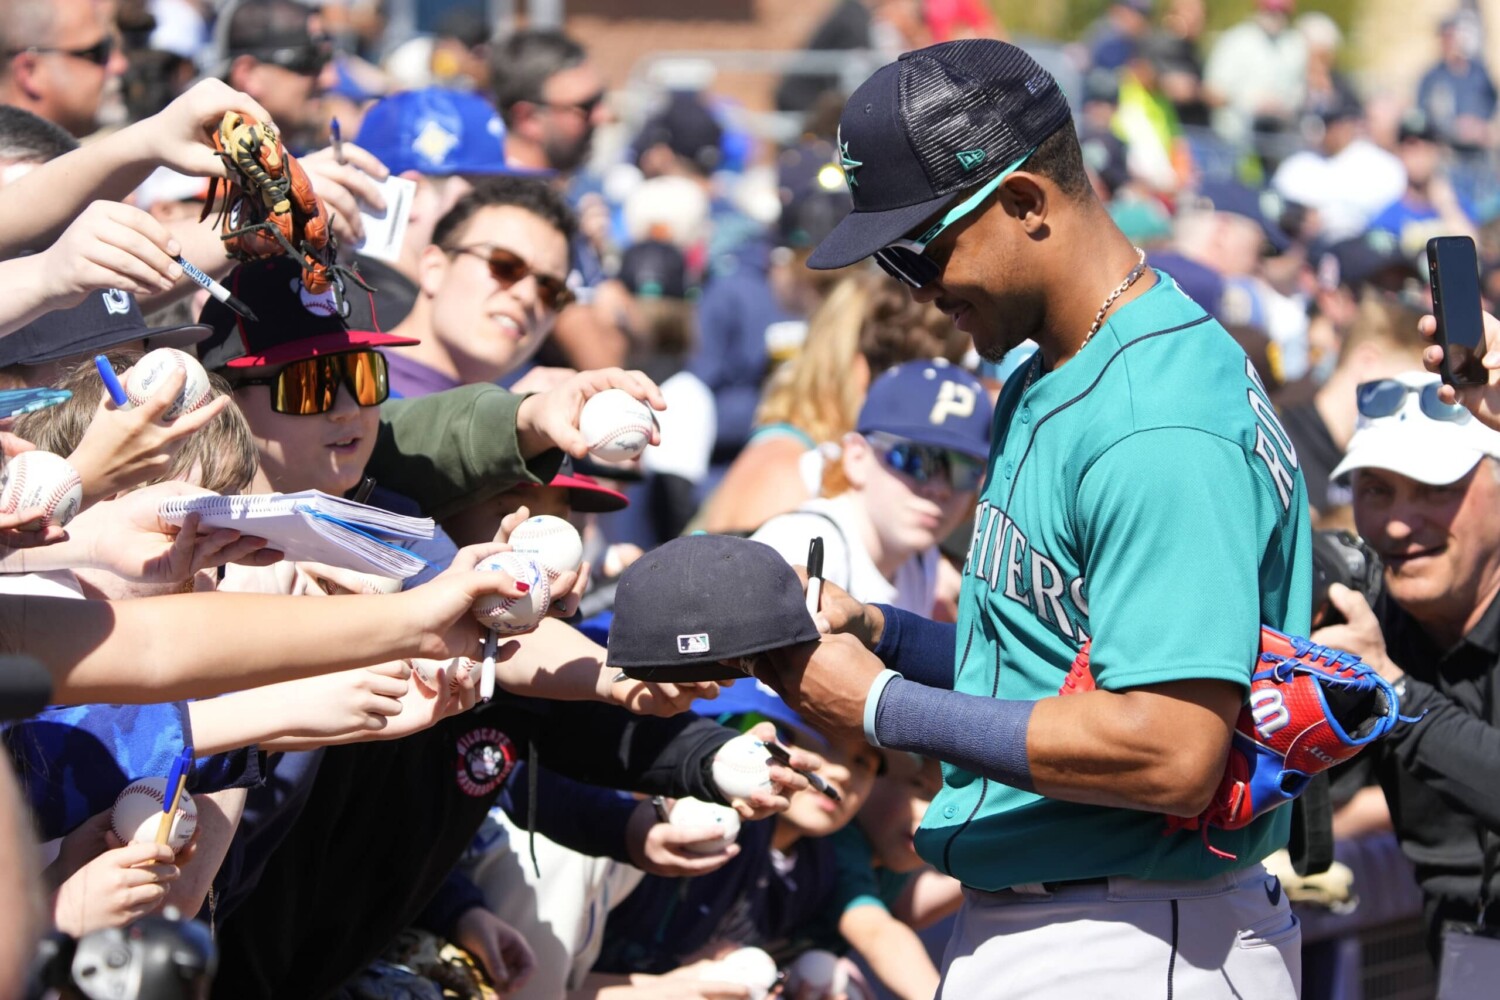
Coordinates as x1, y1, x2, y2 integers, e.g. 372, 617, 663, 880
809, 39, 1073, 271
677, 633, 710, 654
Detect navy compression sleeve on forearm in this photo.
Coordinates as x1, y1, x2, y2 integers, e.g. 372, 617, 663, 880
869, 604, 958, 689
873, 678, 1035, 792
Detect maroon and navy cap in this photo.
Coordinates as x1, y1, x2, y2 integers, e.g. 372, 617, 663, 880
196, 258, 419, 370
807, 39, 1072, 271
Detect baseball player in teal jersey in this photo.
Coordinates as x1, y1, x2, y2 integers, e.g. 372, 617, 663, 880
753, 39, 1311, 998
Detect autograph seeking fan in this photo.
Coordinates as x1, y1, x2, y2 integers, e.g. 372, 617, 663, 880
200, 112, 371, 308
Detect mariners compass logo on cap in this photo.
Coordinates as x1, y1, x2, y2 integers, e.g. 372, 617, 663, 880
837, 126, 862, 191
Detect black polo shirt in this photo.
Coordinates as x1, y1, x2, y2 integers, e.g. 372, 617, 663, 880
1375, 588, 1500, 926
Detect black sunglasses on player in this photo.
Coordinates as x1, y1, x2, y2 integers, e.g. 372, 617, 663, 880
453, 245, 576, 312
9, 36, 115, 66
230, 350, 389, 415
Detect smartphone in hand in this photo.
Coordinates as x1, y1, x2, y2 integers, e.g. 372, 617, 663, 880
1428, 235, 1488, 388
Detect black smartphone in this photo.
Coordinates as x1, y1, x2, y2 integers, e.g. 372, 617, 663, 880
1428, 235, 1488, 387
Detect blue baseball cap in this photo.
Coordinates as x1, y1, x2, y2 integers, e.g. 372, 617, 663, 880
692, 678, 816, 741
1194, 180, 1291, 253
807, 40, 1072, 270
857, 359, 993, 460
355, 88, 528, 177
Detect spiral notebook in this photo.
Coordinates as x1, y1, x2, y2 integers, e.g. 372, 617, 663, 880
159, 491, 435, 578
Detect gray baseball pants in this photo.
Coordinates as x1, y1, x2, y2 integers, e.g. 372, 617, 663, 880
937, 863, 1301, 999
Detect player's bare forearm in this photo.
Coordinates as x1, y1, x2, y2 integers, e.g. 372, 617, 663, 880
873, 676, 1239, 817
1026, 678, 1240, 814
840, 905, 941, 1000
187, 693, 296, 755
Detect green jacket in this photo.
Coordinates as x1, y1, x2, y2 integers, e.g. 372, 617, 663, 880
371, 385, 564, 519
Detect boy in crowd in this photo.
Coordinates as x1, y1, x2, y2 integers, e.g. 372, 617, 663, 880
385, 175, 576, 398
752, 359, 990, 616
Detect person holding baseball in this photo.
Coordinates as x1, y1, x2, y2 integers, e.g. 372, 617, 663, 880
754, 39, 1311, 997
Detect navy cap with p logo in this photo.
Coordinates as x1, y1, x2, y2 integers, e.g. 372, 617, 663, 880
809, 39, 1073, 270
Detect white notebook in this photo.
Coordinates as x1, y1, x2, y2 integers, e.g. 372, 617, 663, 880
159, 490, 435, 579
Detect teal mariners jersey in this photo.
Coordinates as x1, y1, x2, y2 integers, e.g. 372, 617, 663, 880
916, 271, 1312, 890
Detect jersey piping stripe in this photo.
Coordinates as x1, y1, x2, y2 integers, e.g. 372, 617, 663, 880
1166, 899, 1180, 998
1002, 313, 1214, 511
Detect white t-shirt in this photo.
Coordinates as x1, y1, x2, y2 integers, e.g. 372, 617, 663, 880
750, 495, 938, 615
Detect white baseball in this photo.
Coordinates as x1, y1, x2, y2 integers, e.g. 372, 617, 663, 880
0, 450, 82, 529
711, 734, 775, 801
700, 947, 778, 1000
508, 515, 584, 581
668, 797, 742, 854
470, 552, 551, 634
579, 389, 656, 462
123, 348, 212, 421
110, 777, 198, 851
787, 949, 848, 996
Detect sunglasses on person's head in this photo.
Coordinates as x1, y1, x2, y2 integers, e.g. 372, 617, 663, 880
453, 245, 576, 312
230, 350, 389, 415
9, 36, 115, 66
243, 39, 331, 76
1356, 378, 1469, 425
866, 431, 984, 492
873, 148, 1035, 290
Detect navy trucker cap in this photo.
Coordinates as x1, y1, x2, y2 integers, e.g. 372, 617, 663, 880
807, 39, 1072, 270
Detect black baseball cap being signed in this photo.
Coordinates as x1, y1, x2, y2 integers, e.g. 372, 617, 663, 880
807, 39, 1072, 271
607, 535, 820, 683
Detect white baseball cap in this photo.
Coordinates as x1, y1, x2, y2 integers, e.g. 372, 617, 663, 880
1331, 371, 1500, 485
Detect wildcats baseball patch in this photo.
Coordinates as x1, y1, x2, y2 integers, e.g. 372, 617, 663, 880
455, 727, 517, 798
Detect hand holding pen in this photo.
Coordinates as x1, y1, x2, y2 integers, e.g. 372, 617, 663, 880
763, 738, 841, 802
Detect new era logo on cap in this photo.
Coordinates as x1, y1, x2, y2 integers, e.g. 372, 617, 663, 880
956, 149, 986, 171
677, 633, 711, 655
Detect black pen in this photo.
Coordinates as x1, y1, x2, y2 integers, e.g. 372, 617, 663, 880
805, 536, 824, 616
763, 739, 841, 802
352, 476, 376, 504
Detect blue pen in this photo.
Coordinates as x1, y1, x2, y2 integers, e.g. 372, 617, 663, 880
155, 744, 194, 846
94, 355, 128, 407
331, 117, 345, 165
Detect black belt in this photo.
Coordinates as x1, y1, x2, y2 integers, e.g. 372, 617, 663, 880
1040, 876, 1111, 891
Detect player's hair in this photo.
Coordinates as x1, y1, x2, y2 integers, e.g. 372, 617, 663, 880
15, 351, 258, 495
1021, 122, 1092, 202
488, 29, 587, 124
1336, 291, 1427, 370
431, 174, 578, 250
0, 107, 78, 164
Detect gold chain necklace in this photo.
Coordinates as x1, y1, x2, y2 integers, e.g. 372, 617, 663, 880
1024, 246, 1148, 392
